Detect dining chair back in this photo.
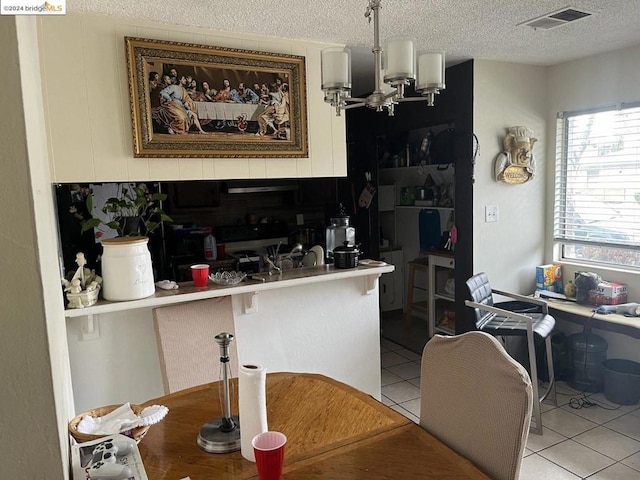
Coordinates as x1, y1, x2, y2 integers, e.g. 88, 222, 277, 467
153, 296, 238, 394
420, 331, 533, 480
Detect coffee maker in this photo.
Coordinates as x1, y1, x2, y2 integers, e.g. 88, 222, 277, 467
326, 216, 355, 263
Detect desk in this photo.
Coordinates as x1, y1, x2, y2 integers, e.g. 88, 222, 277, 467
139, 372, 489, 479
546, 299, 640, 339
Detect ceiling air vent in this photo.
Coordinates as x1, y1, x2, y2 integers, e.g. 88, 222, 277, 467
519, 7, 593, 30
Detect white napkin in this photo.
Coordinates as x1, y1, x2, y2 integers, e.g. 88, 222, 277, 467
76, 403, 169, 435
155, 280, 179, 290
77, 403, 140, 435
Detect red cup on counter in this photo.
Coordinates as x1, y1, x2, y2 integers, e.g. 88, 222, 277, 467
190, 264, 210, 287
252, 431, 287, 480
217, 243, 226, 260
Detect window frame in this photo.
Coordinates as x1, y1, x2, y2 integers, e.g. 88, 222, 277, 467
553, 102, 640, 271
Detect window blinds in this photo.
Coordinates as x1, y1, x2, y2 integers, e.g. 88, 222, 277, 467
554, 103, 640, 265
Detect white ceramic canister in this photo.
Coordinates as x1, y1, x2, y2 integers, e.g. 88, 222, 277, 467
101, 236, 155, 301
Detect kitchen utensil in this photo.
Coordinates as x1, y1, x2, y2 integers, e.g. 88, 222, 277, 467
333, 242, 360, 269
309, 245, 325, 266
289, 243, 303, 255
301, 250, 317, 267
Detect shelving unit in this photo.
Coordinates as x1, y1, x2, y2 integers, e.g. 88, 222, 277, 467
428, 252, 455, 337
378, 166, 455, 318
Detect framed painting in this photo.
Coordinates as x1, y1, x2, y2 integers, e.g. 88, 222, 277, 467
125, 37, 308, 158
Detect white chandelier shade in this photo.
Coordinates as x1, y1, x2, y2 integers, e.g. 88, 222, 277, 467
383, 36, 415, 83
321, 0, 445, 116
321, 47, 352, 91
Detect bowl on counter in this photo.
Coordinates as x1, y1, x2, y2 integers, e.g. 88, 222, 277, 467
209, 271, 247, 286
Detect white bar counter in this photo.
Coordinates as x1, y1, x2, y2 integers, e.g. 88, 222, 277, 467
64, 264, 393, 317
65, 264, 394, 413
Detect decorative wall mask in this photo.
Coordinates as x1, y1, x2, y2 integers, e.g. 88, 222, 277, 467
494, 126, 536, 184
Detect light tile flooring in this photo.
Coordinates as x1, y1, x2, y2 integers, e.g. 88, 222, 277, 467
380, 337, 640, 479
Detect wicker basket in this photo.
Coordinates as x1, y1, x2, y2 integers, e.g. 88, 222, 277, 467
68, 404, 150, 444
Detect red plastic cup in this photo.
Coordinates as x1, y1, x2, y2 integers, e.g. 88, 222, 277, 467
252, 431, 287, 480
190, 264, 210, 287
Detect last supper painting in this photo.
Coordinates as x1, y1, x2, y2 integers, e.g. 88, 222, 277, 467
126, 37, 308, 158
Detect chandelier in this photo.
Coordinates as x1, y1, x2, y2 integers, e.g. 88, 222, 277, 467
321, 0, 445, 117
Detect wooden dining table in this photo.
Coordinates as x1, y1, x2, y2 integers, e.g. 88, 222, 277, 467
139, 372, 489, 479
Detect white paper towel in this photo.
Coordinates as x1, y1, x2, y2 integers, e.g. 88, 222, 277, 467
239, 364, 268, 462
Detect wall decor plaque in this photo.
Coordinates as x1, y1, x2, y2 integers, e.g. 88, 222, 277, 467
495, 126, 536, 184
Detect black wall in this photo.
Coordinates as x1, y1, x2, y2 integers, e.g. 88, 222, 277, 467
345, 60, 476, 333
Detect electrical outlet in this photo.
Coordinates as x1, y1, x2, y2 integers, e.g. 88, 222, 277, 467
485, 205, 498, 223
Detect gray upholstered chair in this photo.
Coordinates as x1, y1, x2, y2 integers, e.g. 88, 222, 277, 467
420, 331, 533, 480
465, 272, 557, 435
153, 296, 238, 393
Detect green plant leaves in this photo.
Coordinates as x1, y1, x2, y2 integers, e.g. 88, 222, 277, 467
81, 183, 172, 237
81, 218, 101, 232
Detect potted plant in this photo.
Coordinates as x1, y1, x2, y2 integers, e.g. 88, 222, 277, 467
75, 183, 173, 302
80, 183, 172, 237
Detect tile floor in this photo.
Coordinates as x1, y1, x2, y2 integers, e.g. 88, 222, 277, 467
380, 336, 640, 479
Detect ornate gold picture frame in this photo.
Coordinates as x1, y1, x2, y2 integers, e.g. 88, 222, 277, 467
125, 37, 308, 158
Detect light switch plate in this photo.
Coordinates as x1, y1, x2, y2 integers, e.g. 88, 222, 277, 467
485, 205, 498, 223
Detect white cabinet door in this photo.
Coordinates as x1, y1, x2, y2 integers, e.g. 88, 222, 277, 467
380, 250, 404, 312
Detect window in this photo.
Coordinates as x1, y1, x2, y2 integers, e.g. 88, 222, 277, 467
554, 103, 640, 269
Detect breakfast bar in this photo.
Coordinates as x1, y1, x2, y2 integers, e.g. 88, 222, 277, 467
64, 264, 394, 412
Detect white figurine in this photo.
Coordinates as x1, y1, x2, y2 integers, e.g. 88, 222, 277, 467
62, 252, 103, 308
69, 279, 82, 293
72, 252, 88, 288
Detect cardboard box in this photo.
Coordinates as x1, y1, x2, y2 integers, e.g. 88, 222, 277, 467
588, 281, 628, 305
536, 264, 563, 293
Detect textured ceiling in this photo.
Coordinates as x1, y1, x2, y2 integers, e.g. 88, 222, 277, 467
68, 0, 640, 94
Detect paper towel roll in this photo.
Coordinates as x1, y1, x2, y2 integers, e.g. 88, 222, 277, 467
239, 364, 268, 462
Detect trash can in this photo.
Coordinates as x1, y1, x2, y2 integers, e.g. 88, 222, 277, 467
568, 332, 608, 392
603, 359, 640, 405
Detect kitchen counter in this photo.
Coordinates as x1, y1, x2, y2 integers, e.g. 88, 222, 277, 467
66, 262, 394, 412
64, 263, 394, 318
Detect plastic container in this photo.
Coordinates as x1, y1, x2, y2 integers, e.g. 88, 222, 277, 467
101, 236, 155, 301
603, 359, 640, 405
568, 332, 608, 392
204, 234, 217, 261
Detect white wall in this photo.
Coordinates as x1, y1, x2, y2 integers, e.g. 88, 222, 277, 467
473, 60, 548, 293
0, 17, 71, 479
38, 12, 347, 183
546, 45, 640, 362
